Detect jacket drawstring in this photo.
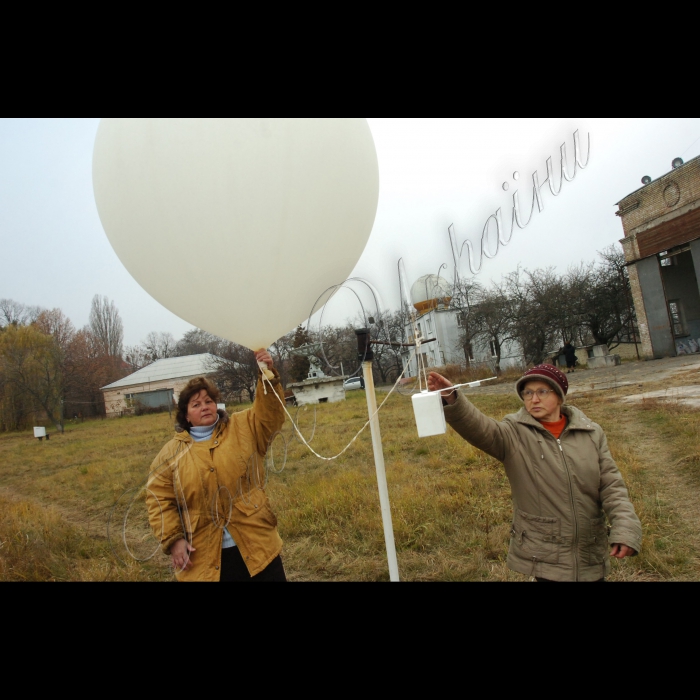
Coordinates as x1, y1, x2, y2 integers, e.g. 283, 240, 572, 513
529, 557, 539, 582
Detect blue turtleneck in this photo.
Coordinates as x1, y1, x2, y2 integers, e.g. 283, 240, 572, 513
190, 416, 219, 443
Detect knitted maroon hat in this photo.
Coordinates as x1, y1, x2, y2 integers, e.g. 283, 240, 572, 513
515, 364, 568, 401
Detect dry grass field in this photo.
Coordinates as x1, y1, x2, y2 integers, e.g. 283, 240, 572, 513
1, 366, 699, 582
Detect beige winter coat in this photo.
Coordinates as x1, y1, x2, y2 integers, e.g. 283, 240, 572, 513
444, 394, 642, 581
146, 370, 286, 581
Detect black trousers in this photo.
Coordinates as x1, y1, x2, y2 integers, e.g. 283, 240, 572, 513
220, 546, 287, 582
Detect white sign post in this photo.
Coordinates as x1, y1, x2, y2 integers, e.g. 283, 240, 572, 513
357, 330, 400, 582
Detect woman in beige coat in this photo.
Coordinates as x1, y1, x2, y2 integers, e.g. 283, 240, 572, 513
428, 364, 642, 582
146, 350, 287, 582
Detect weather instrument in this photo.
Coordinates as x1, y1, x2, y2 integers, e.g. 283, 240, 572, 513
412, 379, 497, 438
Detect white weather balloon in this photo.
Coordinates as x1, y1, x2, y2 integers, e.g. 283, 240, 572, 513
93, 118, 380, 350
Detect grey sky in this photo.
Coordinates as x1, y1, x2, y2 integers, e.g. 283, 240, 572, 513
2, 118, 699, 347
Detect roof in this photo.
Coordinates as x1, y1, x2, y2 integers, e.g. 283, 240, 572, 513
616, 154, 700, 205
101, 353, 222, 391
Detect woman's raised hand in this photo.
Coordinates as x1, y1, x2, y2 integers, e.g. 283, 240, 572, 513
255, 349, 274, 369
428, 372, 457, 405
171, 539, 196, 571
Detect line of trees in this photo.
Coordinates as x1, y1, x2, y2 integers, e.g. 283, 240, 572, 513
0, 247, 638, 431
0, 296, 126, 432
453, 246, 638, 372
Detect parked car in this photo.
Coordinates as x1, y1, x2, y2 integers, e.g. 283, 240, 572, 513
344, 376, 365, 391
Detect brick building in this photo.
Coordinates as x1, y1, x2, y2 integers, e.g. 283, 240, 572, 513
616, 155, 700, 359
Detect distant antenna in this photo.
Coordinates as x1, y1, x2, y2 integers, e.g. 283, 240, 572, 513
672, 157, 684, 169
641, 176, 652, 185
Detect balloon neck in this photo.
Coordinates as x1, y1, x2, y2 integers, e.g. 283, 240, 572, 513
258, 361, 274, 381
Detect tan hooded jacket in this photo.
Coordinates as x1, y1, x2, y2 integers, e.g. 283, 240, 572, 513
146, 370, 286, 581
444, 394, 642, 581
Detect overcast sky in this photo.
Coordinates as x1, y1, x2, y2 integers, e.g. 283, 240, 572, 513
2, 118, 699, 347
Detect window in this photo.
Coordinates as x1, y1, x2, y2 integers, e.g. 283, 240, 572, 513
489, 340, 498, 358
660, 246, 690, 267
668, 300, 686, 336
467, 344, 475, 362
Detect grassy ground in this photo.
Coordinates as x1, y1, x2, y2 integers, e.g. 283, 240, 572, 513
1, 372, 699, 581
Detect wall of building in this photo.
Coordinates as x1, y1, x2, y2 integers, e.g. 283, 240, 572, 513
627, 263, 654, 358
402, 307, 524, 375
617, 155, 700, 360
433, 309, 464, 365
103, 376, 200, 417
617, 156, 700, 244
290, 378, 346, 406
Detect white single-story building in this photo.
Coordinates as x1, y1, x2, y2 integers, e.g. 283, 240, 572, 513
101, 354, 221, 418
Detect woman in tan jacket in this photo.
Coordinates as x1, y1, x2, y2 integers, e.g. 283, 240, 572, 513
428, 364, 642, 582
146, 350, 287, 582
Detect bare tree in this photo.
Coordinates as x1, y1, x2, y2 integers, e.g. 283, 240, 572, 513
123, 344, 153, 372
505, 267, 563, 365
587, 246, 637, 348
451, 278, 485, 367
561, 263, 593, 346
0, 299, 42, 328
290, 325, 311, 382
476, 283, 516, 375
89, 295, 124, 358
208, 344, 259, 403
269, 330, 296, 388
175, 328, 228, 357
371, 309, 410, 382
143, 331, 177, 361
315, 323, 358, 378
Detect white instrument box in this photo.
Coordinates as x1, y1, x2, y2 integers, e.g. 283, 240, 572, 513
411, 391, 447, 438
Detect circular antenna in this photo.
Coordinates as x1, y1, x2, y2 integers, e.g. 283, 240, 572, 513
641, 175, 652, 185
672, 157, 684, 169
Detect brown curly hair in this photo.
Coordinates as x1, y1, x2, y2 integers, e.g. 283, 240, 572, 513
176, 377, 222, 431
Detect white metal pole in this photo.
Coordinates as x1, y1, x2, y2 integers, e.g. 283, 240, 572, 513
362, 360, 400, 582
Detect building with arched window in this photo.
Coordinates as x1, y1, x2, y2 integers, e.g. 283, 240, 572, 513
616, 155, 700, 358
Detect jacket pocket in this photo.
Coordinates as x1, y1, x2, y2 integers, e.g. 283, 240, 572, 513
511, 509, 561, 564
234, 488, 278, 528
585, 516, 608, 565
